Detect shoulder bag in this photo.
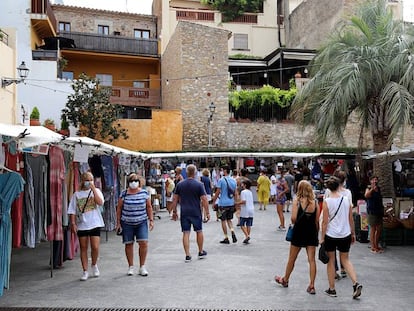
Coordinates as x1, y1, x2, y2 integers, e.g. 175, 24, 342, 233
224, 177, 235, 199
76, 190, 92, 223
319, 196, 344, 264
286, 201, 310, 241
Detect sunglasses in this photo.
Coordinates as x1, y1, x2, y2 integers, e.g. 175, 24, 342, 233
129, 179, 139, 182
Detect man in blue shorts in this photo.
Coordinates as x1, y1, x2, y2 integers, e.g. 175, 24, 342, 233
171, 164, 210, 262
211, 165, 238, 244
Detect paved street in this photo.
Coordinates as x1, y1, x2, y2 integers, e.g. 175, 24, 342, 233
1, 204, 414, 310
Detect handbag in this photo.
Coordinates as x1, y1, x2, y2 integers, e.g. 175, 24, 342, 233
285, 225, 294, 241
76, 190, 92, 223
318, 243, 329, 264
285, 201, 309, 242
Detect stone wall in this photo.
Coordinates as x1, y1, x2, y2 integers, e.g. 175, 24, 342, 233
161, 21, 230, 150
287, 0, 344, 49
52, 5, 157, 38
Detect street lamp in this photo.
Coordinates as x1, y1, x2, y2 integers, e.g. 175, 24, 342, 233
1, 61, 30, 88
208, 102, 216, 148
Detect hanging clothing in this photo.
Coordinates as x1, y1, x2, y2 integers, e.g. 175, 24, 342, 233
4, 144, 24, 248
23, 158, 35, 248
26, 154, 48, 243
0, 171, 25, 297
47, 146, 65, 242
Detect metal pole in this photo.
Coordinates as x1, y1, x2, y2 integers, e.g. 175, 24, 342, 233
208, 118, 212, 148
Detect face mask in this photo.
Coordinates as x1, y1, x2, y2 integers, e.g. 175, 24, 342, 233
84, 181, 91, 189
129, 181, 139, 189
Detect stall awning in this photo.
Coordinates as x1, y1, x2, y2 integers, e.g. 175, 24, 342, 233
0, 123, 63, 149
61, 136, 146, 158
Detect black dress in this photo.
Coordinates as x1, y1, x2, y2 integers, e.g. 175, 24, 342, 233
291, 203, 318, 247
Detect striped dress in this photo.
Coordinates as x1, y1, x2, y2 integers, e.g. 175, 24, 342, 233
120, 189, 149, 225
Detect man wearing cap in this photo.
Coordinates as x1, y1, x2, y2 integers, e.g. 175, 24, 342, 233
211, 165, 238, 244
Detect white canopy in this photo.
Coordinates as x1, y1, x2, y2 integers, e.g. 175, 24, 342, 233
0, 123, 63, 149
144, 151, 347, 160
61, 136, 145, 158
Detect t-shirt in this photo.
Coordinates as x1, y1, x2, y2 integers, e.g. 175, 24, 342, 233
120, 189, 149, 225
175, 178, 206, 217
217, 176, 237, 207
200, 175, 212, 195
325, 196, 352, 238
68, 189, 105, 231
240, 189, 254, 218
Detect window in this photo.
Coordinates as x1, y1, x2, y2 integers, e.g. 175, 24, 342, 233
98, 25, 109, 35
62, 71, 74, 80
59, 22, 71, 32
134, 29, 150, 39
233, 34, 248, 50
133, 81, 146, 88
96, 74, 112, 86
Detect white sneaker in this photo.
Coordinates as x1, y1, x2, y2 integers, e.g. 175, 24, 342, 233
91, 265, 100, 277
127, 266, 135, 276
80, 271, 89, 281
139, 265, 148, 276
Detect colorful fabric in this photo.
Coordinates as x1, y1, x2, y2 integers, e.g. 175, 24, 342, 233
0, 172, 25, 296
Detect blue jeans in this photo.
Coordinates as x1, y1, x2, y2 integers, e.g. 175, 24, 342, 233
121, 220, 149, 244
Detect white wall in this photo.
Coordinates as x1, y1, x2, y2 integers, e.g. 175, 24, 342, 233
0, 0, 72, 128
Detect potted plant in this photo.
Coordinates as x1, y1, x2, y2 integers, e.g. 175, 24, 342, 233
43, 118, 56, 131
29, 107, 41, 126
59, 116, 70, 136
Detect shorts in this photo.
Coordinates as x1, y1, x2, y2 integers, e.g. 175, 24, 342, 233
77, 227, 101, 237
240, 217, 253, 227
218, 206, 235, 221
180, 215, 202, 232
324, 234, 352, 253
286, 192, 292, 200
121, 220, 149, 244
367, 214, 383, 226
206, 194, 212, 202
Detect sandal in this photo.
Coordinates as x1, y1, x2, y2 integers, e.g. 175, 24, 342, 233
275, 276, 288, 288
307, 286, 316, 295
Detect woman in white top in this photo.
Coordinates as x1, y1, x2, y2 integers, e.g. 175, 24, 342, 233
323, 170, 353, 279
321, 176, 362, 299
68, 171, 104, 281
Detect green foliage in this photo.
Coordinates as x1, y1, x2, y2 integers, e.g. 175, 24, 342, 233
201, 0, 264, 22
43, 118, 55, 126
30, 107, 40, 120
229, 53, 262, 59
61, 73, 128, 142
60, 115, 69, 130
229, 84, 297, 121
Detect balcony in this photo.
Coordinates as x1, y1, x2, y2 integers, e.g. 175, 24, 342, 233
31, 0, 57, 37
32, 49, 58, 60
59, 31, 158, 57
110, 86, 160, 108
176, 10, 215, 21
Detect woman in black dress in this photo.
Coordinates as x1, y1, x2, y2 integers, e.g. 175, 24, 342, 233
275, 180, 320, 294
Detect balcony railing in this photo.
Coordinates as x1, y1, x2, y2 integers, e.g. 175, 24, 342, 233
0, 29, 8, 46
176, 10, 215, 21
59, 31, 158, 56
228, 14, 258, 24
32, 49, 58, 60
110, 86, 160, 108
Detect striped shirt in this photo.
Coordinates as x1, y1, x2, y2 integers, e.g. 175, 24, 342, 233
120, 189, 149, 225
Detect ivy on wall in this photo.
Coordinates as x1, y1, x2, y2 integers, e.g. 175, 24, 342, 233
201, 0, 264, 22
229, 83, 297, 122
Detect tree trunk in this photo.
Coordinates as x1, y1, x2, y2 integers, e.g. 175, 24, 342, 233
372, 133, 394, 198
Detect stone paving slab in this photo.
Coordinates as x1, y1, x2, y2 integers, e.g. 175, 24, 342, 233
1, 204, 414, 310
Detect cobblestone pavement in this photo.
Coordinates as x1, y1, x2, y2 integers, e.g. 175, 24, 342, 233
1, 204, 414, 310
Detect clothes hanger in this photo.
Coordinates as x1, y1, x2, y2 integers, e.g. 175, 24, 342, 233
0, 165, 14, 173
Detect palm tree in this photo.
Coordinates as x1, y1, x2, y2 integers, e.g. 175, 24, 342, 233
290, 0, 414, 197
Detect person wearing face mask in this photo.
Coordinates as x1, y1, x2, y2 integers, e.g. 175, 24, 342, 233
68, 171, 105, 281
116, 173, 154, 276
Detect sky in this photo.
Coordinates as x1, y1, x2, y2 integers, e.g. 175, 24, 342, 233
404, 0, 414, 22
51, 0, 153, 14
